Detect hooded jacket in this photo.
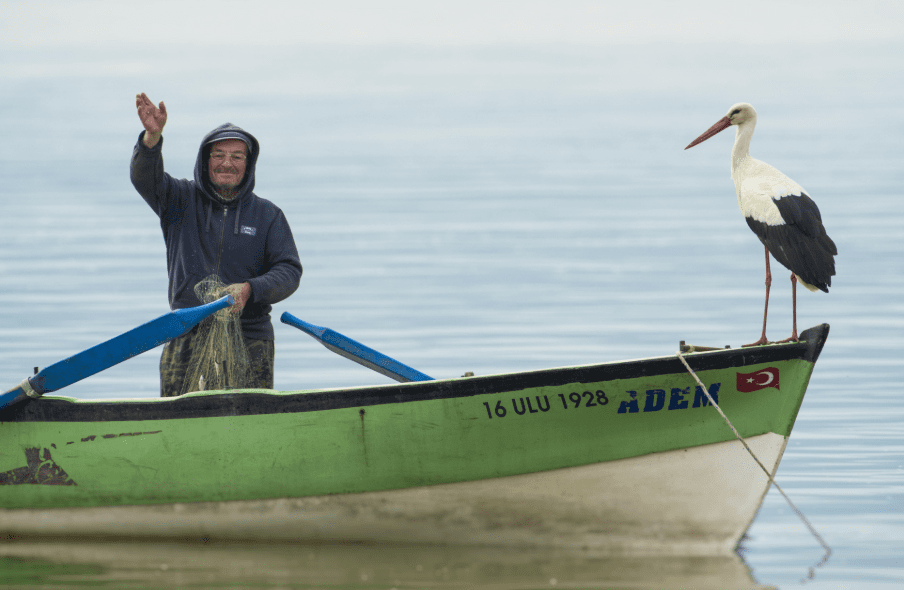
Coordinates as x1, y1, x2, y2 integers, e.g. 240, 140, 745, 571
130, 123, 302, 341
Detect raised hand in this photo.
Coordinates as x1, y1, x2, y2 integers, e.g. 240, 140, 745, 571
135, 92, 167, 147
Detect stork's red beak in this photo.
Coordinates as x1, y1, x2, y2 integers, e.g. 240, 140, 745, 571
685, 116, 732, 150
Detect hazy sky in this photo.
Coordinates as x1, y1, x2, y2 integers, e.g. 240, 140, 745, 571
3, 0, 903, 50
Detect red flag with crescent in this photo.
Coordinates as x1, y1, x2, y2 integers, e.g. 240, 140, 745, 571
736, 367, 780, 392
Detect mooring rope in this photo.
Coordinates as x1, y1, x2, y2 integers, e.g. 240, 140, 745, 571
676, 351, 832, 565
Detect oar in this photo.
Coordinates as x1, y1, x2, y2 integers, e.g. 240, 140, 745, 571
280, 312, 433, 383
0, 295, 234, 411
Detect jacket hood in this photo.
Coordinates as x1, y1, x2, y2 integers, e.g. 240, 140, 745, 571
194, 123, 260, 206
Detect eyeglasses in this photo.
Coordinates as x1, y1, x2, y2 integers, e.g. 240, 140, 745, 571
210, 152, 247, 163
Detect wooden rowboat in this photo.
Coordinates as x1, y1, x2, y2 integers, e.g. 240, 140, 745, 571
0, 322, 828, 554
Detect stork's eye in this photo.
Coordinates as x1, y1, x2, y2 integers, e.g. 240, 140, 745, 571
731, 109, 741, 116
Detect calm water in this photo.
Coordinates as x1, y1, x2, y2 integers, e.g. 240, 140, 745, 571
1, 39, 903, 589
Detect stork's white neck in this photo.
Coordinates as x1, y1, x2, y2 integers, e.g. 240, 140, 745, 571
730, 119, 755, 177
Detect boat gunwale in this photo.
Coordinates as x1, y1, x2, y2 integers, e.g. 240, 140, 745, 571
0, 324, 829, 424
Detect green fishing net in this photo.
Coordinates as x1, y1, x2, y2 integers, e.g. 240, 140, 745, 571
180, 275, 250, 395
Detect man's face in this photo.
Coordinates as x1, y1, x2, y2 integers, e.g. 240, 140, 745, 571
208, 139, 248, 189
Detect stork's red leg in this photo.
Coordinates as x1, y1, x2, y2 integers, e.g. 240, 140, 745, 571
776, 273, 800, 343
744, 245, 773, 347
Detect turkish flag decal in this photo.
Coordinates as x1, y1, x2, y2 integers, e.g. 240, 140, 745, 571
736, 367, 780, 392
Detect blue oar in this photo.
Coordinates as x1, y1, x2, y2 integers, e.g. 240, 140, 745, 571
280, 312, 433, 383
0, 296, 234, 411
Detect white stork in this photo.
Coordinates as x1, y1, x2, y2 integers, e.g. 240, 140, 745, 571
685, 103, 837, 346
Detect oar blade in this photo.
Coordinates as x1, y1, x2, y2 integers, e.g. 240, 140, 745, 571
280, 312, 433, 383
1, 296, 234, 410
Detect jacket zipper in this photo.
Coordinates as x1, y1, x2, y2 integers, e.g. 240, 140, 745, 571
215, 208, 228, 279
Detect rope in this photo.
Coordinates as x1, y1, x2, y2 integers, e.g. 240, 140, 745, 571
675, 351, 831, 566
19, 378, 41, 399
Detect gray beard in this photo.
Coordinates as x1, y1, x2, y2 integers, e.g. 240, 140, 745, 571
213, 186, 239, 201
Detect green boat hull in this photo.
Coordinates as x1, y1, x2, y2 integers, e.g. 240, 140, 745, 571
0, 324, 828, 552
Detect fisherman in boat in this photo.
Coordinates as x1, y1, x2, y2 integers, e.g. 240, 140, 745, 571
130, 93, 302, 396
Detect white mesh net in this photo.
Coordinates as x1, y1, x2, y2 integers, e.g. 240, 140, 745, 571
180, 275, 250, 395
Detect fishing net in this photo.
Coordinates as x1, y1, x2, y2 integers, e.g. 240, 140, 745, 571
180, 275, 250, 395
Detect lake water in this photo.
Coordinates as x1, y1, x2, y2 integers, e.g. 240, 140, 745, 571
1, 39, 903, 589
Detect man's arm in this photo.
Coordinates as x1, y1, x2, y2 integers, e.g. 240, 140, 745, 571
131, 92, 190, 217
246, 210, 303, 306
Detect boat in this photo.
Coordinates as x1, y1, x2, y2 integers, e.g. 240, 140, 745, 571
0, 318, 829, 555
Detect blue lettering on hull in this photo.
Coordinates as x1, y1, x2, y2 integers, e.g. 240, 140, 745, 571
618, 383, 721, 414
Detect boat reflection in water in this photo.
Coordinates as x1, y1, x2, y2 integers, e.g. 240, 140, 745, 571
0, 539, 774, 589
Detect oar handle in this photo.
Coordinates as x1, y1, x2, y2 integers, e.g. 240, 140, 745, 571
280, 312, 433, 383
0, 296, 234, 411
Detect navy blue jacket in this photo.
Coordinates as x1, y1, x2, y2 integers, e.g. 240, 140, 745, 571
130, 124, 302, 340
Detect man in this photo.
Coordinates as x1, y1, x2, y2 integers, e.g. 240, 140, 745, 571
131, 93, 302, 396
